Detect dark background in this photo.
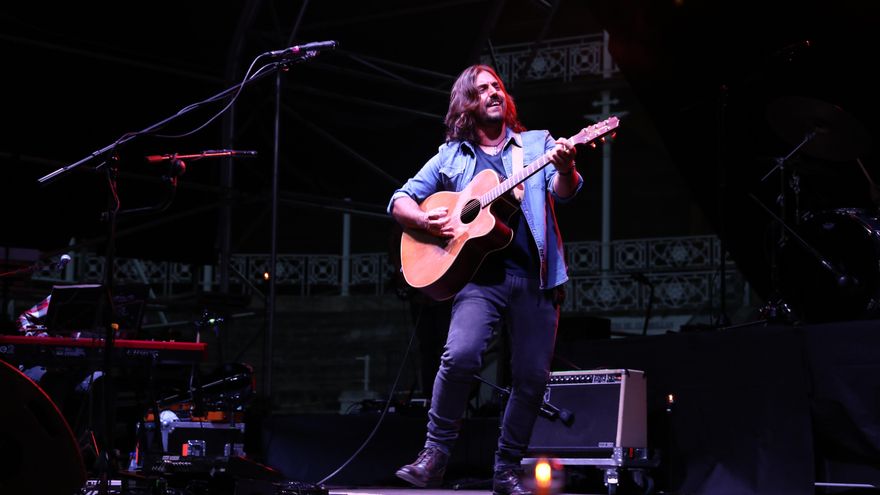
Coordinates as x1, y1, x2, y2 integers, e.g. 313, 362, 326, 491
3, 3, 880, 493
2, 0, 879, 311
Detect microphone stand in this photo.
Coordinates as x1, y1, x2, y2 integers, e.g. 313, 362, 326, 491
96, 151, 183, 491
629, 273, 654, 336
31, 49, 329, 491
94, 153, 120, 494
36, 54, 304, 186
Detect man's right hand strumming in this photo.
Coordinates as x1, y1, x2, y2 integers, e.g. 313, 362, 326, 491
392, 196, 454, 238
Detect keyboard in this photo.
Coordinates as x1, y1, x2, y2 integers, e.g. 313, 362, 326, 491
0, 335, 207, 366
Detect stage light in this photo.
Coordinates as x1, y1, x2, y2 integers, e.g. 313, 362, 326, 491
535, 458, 553, 488
530, 457, 563, 495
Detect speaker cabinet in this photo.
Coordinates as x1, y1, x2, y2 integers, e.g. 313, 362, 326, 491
527, 369, 646, 455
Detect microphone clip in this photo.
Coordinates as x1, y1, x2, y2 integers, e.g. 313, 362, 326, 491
164, 158, 186, 183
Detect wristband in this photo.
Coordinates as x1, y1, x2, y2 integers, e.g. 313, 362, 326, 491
557, 162, 576, 176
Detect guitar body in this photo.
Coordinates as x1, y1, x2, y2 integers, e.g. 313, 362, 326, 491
400, 169, 518, 301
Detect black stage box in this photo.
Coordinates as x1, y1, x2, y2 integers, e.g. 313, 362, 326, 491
527, 369, 646, 455
142, 420, 246, 458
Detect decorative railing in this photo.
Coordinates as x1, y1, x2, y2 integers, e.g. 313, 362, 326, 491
34, 235, 748, 316
481, 34, 619, 85
563, 235, 746, 314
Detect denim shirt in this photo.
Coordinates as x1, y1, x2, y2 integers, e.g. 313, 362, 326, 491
387, 129, 583, 290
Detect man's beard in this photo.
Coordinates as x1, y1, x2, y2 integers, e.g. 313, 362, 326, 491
477, 101, 504, 125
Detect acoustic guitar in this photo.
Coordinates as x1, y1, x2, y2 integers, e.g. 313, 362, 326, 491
399, 116, 620, 301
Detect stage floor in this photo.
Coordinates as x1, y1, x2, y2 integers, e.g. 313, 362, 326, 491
326, 488, 608, 495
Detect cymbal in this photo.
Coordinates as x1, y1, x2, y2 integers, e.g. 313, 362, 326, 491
766, 95, 871, 161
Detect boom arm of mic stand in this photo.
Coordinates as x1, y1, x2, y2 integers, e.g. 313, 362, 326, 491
37, 62, 280, 185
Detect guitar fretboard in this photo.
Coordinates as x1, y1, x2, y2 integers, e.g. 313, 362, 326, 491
480, 153, 553, 207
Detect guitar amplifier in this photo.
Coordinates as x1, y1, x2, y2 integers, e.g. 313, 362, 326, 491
527, 369, 646, 455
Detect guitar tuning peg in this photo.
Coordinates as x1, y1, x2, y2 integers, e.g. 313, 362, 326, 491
600, 137, 606, 143
589, 142, 597, 149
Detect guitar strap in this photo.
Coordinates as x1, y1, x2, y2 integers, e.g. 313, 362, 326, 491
511, 133, 524, 202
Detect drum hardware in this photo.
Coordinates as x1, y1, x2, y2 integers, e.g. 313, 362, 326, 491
750, 195, 854, 286
756, 96, 872, 322
749, 194, 855, 323
756, 128, 820, 322
855, 157, 880, 211
779, 208, 880, 323
766, 96, 871, 162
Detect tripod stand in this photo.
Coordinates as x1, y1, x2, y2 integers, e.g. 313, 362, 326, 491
754, 133, 811, 323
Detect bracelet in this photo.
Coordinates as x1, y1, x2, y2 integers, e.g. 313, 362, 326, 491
557, 162, 576, 176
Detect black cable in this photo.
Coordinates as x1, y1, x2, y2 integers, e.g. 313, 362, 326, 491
314, 298, 419, 486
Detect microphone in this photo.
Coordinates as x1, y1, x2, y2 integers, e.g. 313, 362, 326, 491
146, 154, 173, 163
268, 40, 338, 57
145, 150, 258, 163
539, 401, 575, 426
200, 149, 258, 158
55, 254, 71, 271
557, 407, 575, 426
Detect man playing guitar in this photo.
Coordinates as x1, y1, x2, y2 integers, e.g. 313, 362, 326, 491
388, 64, 583, 495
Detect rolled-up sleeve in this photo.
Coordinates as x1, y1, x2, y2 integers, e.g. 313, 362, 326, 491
387, 153, 444, 214
542, 132, 583, 203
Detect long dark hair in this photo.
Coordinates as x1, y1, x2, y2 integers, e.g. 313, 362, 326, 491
444, 64, 526, 143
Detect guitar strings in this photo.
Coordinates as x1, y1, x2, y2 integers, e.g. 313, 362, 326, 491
459, 155, 551, 220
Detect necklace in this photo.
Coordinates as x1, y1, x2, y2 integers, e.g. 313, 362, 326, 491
479, 135, 506, 156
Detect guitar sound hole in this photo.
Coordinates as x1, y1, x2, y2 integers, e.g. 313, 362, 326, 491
460, 199, 481, 224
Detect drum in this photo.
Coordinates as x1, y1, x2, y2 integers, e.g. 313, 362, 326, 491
780, 208, 880, 323
0, 360, 86, 495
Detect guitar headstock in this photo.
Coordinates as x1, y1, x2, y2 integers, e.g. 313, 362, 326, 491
571, 116, 620, 147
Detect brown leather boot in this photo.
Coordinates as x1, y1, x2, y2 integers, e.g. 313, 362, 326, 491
395, 446, 448, 488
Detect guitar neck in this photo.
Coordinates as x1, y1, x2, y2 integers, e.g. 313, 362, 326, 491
480, 153, 554, 206
477, 116, 619, 208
